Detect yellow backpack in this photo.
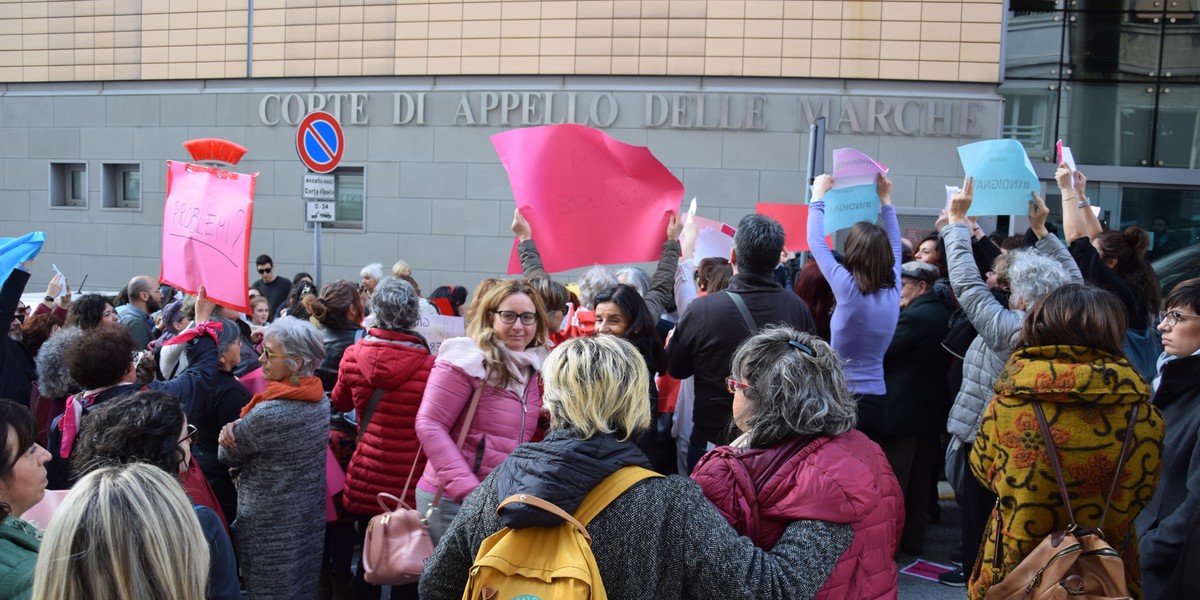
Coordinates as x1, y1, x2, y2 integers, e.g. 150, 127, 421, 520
461, 466, 663, 600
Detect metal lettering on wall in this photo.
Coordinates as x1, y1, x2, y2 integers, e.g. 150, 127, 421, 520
258, 92, 990, 137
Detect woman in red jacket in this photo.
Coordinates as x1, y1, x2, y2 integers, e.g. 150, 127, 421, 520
331, 276, 435, 600
692, 325, 904, 600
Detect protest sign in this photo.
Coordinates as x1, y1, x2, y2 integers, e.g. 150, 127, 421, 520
413, 314, 466, 355
1057, 139, 1078, 187
51, 264, 68, 297
161, 161, 256, 314
691, 215, 736, 260
957, 139, 1039, 216
821, 148, 888, 234
755, 203, 831, 252
493, 124, 683, 274
0, 232, 46, 286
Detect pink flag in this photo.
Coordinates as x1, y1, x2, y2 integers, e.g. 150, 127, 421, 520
239, 366, 266, 395
493, 124, 684, 274
756, 203, 831, 252
162, 161, 256, 314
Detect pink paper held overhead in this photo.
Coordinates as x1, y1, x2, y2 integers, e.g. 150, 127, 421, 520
492, 124, 684, 274
756, 203, 830, 252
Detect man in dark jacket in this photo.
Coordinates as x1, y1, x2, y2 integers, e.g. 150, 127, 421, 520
868, 260, 951, 556
0, 267, 36, 408
667, 214, 815, 473
1137, 277, 1200, 600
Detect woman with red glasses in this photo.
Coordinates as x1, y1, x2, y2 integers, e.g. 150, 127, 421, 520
692, 325, 903, 600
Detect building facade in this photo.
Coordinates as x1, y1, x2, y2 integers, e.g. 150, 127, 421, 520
0, 1, 1195, 292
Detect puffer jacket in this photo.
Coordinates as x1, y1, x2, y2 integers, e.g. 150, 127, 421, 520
332, 328, 434, 513
414, 337, 545, 503
943, 223, 1081, 445
692, 430, 904, 600
0, 516, 39, 600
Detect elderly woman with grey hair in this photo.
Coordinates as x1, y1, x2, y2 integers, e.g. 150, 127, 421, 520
218, 316, 329, 600
332, 276, 436, 599
692, 326, 904, 598
937, 179, 1083, 586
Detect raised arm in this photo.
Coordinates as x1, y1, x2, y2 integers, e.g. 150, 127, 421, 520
642, 214, 683, 319
512, 209, 549, 279
806, 175, 855, 302
1057, 164, 1100, 244
878, 173, 902, 281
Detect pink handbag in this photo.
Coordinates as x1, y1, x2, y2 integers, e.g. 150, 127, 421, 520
360, 383, 485, 585
361, 491, 434, 585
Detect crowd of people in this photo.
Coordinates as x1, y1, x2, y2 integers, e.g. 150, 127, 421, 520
0, 161, 1197, 600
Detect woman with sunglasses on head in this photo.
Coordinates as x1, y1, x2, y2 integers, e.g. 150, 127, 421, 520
692, 326, 903, 599
414, 279, 550, 543
71, 390, 239, 600
218, 316, 328, 600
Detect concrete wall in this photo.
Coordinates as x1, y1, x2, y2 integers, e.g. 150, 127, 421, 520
0, 75, 1001, 293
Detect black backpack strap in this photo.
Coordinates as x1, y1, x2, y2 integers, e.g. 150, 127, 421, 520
726, 292, 757, 333
356, 387, 387, 444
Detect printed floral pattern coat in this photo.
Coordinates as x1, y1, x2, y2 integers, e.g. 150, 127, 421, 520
968, 345, 1164, 600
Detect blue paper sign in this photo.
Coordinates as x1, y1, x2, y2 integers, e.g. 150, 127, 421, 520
822, 185, 880, 234
957, 139, 1040, 216
0, 231, 46, 286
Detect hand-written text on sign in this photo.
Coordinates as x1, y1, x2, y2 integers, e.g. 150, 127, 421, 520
169, 197, 247, 267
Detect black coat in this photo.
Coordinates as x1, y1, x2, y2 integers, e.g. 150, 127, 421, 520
863, 292, 952, 439
0, 269, 36, 407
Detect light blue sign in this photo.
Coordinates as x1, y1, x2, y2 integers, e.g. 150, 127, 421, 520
822, 184, 879, 234
957, 139, 1040, 216
0, 231, 46, 286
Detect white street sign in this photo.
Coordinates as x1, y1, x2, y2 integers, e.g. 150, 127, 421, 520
306, 201, 335, 222
302, 173, 335, 200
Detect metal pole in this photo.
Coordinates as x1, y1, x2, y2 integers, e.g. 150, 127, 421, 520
805, 116, 826, 203
314, 221, 322, 286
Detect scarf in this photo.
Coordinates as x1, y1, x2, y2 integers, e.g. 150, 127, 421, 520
497, 347, 545, 397
239, 375, 325, 418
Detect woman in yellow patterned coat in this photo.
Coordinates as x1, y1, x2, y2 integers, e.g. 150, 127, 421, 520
969, 284, 1164, 599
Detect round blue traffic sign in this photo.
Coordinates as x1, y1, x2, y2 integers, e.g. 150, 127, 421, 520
296, 111, 344, 173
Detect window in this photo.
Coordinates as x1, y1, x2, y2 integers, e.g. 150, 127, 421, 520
307, 166, 365, 230
103, 163, 141, 209
49, 162, 88, 208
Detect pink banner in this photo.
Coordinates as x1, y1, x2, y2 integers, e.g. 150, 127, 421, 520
162, 161, 256, 314
755, 203, 831, 252
493, 124, 684, 274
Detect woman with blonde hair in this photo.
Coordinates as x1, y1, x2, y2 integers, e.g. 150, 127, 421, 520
30, 462, 210, 600
414, 279, 549, 542
420, 335, 854, 600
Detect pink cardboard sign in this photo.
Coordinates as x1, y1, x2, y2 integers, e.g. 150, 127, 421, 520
493, 124, 684, 274
161, 161, 256, 314
756, 203, 832, 252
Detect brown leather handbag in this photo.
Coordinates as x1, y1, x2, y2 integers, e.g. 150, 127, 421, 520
984, 403, 1139, 600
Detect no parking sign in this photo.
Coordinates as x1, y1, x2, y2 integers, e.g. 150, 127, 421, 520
296, 111, 344, 174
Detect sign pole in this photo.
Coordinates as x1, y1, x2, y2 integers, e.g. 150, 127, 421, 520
295, 111, 344, 288
314, 221, 322, 286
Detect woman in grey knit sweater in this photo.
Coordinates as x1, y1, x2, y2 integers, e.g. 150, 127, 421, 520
219, 318, 329, 600
420, 335, 852, 600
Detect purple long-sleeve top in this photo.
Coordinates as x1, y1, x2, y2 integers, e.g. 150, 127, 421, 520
806, 201, 902, 395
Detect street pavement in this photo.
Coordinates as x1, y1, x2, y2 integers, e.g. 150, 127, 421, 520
898, 481, 969, 600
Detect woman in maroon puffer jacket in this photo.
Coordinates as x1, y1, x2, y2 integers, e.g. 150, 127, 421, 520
332, 276, 435, 600
692, 326, 904, 600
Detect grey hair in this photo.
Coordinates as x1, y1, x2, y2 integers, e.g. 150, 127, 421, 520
212, 317, 242, 354
36, 326, 85, 398
262, 317, 325, 376
1006, 247, 1073, 309
370, 277, 421, 331
578, 265, 618, 310
731, 325, 857, 447
615, 267, 651, 297
360, 263, 384, 280
734, 214, 787, 275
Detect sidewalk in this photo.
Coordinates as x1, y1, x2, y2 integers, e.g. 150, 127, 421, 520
898, 481, 968, 600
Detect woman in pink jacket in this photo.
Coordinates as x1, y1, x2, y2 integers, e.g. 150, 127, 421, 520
692, 325, 905, 600
414, 279, 549, 542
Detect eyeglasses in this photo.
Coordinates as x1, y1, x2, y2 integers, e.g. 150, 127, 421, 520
493, 310, 537, 325
257, 266, 272, 274
179, 423, 198, 444
260, 346, 290, 360
1160, 309, 1200, 328
725, 376, 752, 394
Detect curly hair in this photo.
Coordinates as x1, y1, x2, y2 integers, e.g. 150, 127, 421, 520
70, 391, 186, 481
1095, 226, 1162, 315
21, 314, 59, 358
731, 326, 857, 448
66, 294, 114, 330
371, 277, 421, 331
66, 325, 137, 390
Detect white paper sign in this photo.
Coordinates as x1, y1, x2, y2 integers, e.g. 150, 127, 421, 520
413, 314, 465, 355
945, 185, 962, 212
51, 264, 68, 297
695, 226, 734, 261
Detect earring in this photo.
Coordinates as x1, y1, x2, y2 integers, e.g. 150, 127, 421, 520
290, 373, 300, 386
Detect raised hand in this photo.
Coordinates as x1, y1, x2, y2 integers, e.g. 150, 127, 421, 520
947, 177, 974, 224
666, 213, 683, 241
1029, 192, 1050, 238
812, 174, 834, 199
511, 208, 532, 242
876, 173, 894, 206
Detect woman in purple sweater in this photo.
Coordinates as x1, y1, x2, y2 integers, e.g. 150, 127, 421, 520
806, 173, 902, 411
